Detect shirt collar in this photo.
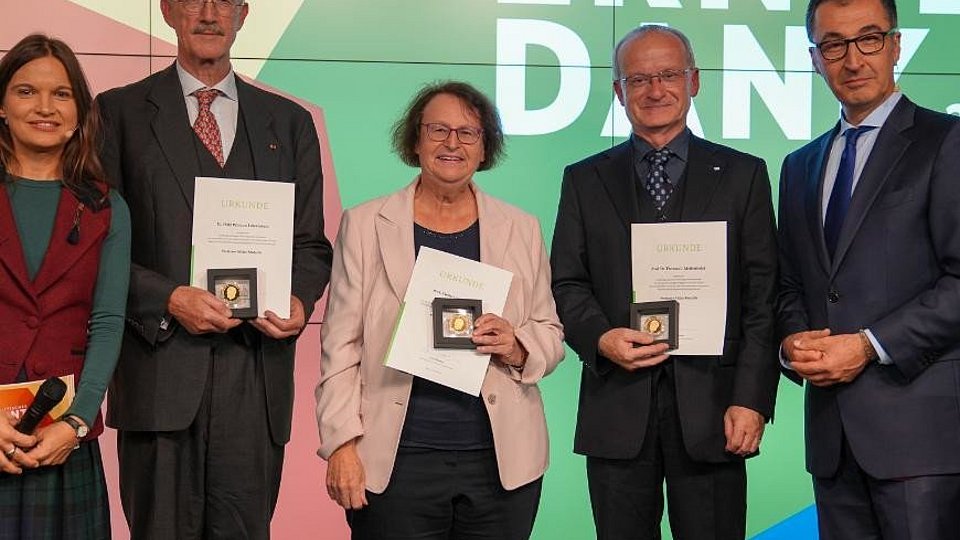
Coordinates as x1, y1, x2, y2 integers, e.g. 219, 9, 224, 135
176, 61, 238, 102
840, 91, 902, 132
631, 128, 690, 163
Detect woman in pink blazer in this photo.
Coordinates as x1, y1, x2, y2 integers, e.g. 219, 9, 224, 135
316, 81, 564, 539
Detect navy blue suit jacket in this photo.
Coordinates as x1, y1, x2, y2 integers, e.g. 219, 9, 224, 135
777, 97, 960, 479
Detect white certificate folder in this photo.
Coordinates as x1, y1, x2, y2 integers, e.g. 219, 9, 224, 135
631, 221, 727, 355
384, 247, 513, 396
191, 177, 295, 318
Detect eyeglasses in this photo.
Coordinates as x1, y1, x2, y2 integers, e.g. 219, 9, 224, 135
421, 123, 483, 145
813, 29, 897, 61
175, 0, 245, 15
618, 68, 694, 90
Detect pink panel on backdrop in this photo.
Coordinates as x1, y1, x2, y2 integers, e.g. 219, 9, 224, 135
3, 2, 348, 538
0, 0, 172, 57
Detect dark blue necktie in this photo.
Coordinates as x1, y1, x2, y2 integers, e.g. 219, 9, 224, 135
824, 126, 876, 258
645, 149, 673, 212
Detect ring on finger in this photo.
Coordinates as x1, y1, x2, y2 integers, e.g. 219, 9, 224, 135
4, 446, 17, 458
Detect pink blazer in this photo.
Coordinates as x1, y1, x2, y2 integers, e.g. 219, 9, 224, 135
316, 180, 564, 492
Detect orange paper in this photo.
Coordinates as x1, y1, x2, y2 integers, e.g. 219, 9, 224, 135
0, 375, 75, 429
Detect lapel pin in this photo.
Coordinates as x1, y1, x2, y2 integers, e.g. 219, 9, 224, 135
269, 143, 278, 151
712, 166, 720, 171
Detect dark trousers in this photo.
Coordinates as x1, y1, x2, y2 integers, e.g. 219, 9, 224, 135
347, 447, 542, 540
117, 339, 284, 540
587, 364, 746, 540
814, 437, 960, 540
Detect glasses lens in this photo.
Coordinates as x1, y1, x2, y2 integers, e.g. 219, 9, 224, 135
424, 124, 449, 142
457, 128, 481, 144
819, 40, 847, 60
856, 33, 886, 54
216, 0, 241, 12
659, 70, 684, 85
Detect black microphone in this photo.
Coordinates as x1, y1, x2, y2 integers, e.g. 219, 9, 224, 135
15, 378, 68, 435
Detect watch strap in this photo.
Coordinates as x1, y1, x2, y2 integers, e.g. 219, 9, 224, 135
60, 415, 87, 438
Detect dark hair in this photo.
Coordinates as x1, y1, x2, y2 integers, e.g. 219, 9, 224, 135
613, 25, 696, 79
391, 81, 505, 172
806, 0, 898, 40
0, 34, 108, 206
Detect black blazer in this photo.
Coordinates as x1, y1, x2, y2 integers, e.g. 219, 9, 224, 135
96, 64, 333, 444
777, 97, 960, 479
551, 136, 779, 462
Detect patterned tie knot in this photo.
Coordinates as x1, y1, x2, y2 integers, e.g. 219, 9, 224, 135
843, 125, 876, 148
193, 88, 221, 108
646, 148, 671, 167
193, 88, 220, 107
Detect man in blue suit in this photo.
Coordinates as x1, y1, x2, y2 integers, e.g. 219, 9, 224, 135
778, 0, 960, 538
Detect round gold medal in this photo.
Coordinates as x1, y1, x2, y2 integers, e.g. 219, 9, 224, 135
449, 314, 469, 334
644, 316, 663, 335
223, 283, 241, 302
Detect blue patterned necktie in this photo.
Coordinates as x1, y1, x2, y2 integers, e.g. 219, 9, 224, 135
824, 125, 876, 258
645, 148, 673, 212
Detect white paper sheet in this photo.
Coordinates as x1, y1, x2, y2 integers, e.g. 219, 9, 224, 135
632, 222, 727, 355
191, 177, 295, 318
384, 247, 513, 396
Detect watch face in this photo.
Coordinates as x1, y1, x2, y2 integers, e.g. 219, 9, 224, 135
63, 416, 88, 438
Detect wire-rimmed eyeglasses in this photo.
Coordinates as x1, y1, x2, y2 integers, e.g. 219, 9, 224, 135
617, 68, 694, 90
176, 0, 245, 15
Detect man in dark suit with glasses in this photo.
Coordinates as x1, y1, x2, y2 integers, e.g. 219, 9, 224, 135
98, 1, 332, 537
778, 0, 960, 537
551, 24, 779, 540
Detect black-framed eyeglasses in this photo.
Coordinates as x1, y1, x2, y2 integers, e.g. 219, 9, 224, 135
421, 123, 483, 145
618, 68, 694, 90
813, 29, 897, 61
176, 0, 245, 15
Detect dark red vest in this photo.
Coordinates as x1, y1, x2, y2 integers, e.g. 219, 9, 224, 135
0, 183, 111, 439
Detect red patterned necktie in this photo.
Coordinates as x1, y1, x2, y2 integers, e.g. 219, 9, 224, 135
192, 88, 225, 167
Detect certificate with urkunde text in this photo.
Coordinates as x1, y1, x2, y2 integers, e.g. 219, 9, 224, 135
632, 222, 727, 355
384, 247, 513, 396
191, 177, 295, 318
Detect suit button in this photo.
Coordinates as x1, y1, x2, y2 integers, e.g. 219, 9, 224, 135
487, 394, 497, 405
827, 291, 840, 303
25, 316, 40, 329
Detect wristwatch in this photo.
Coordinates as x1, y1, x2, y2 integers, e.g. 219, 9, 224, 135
61, 415, 89, 439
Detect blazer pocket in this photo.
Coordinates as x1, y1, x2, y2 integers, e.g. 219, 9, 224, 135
874, 187, 915, 210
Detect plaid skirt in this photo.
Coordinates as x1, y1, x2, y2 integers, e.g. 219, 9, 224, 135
0, 439, 110, 540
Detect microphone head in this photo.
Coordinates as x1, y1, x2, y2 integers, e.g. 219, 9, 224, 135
37, 377, 68, 402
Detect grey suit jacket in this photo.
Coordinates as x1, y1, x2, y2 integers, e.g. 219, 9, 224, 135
777, 97, 960, 479
552, 136, 779, 462
97, 64, 333, 444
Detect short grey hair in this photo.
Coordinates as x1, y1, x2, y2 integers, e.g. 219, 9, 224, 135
612, 25, 697, 79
